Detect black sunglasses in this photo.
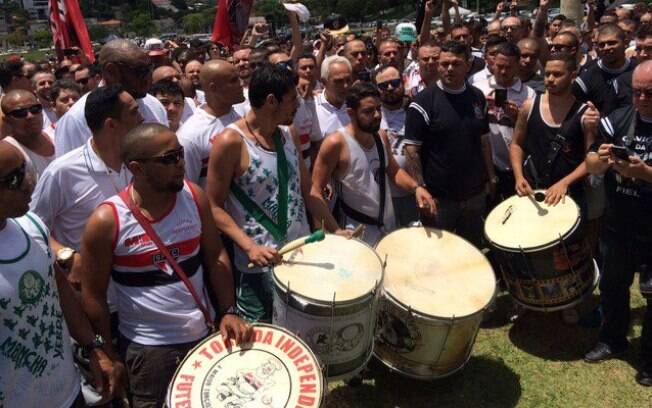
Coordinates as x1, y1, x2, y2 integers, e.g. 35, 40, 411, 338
136, 147, 184, 165
377, 78, 402, 90
76, 77, 89, 85
118, 62, 153, 79
6, 104, 43, 119
0, 162, 26, 190
276, 60, 294, 71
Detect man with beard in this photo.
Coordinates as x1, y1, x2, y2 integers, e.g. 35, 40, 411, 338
55, 39, 167, 157
31, 71, 57, 128
233, 47, 253, 89
177, 60, 243, 188
573, 24, 635, 116
184, 59, 204, 103
2, 90, 55, 180
81, 123, 252, 407
405, 41, 440, 98
375, 65, 418, 226
404, 41, 494, 249
311, 82, 435, 245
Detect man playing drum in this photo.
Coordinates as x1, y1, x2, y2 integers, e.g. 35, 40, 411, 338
206, 64, 345, 322
584, 60, 652, 387
310, 82, 436, 245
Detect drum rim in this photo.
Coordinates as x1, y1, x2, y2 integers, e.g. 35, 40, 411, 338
376, 226, 497, 319
165, 323, 325, 408
373, 346, 473, 381
272, 233, 385, 305
484, 191, 581, 252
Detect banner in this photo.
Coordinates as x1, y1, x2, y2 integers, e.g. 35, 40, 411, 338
48, 0, 95, 63
212, 0, 255, 47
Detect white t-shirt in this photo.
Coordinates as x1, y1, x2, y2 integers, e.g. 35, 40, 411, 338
4, 133, 55, 182
54, 92, 167, 157
180, 97, 197, 125
314, 90, 351, 141
195, 89, 206, 105
475, 77, 535, 171
42, 107, 57, 130
31, 138, 131, 251
0, 213, 80, 408
177, 107, 241, 187
233, 87, 251, 117
292, 95, 320, 167
469, 66, 492, 88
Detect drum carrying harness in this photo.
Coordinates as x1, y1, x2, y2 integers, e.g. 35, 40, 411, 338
526, 97, 587, 188
338, 131, 387, 228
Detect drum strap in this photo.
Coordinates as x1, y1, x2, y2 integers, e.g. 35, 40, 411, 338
539, 100, 587, 188
118, 188, 215, 332
338, 132, 387, 227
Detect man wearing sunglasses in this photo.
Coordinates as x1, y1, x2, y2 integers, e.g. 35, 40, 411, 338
2, 89, 55, 181
584, 60, 652, 387
73, 64, 101, 94
55, 39, 167, 157
177, 60, 243, 188
573, 24, 635, 116
80, 123, 252, 407
0, 141, 117, 408
614, 25, 652, 110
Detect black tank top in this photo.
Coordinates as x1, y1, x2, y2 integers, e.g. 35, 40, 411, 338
525, 94, 587, 188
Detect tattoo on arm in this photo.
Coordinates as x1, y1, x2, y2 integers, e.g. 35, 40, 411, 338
405, 146, 425, 186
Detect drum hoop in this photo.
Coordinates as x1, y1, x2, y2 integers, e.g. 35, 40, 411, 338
272, 234, 385, 305
484, 211, 581, 253
382, 285, 496, 321
165, 323, 325, 408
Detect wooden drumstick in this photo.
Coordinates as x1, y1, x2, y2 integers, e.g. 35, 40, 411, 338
247, 229, 326, 269
351, 224, 365, 238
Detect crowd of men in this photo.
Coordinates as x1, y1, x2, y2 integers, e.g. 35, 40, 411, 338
2, 0, 652, 406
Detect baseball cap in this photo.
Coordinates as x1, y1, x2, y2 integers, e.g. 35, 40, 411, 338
144, 38, 168, 56
395, 23, 417, 43
324, 14, 349, 36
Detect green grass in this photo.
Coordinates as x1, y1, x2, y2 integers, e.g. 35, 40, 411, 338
324, 284, 652, 407
0, 49, 49, 61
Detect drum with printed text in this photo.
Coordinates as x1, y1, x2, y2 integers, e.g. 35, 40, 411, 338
166, 323, 324, 408
272, 234, 383, 381
485, 191, 599, 311
374, 227, 496, 380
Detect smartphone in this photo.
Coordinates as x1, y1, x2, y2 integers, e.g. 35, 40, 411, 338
495, 89, 507, 107
611, 145, 632, 161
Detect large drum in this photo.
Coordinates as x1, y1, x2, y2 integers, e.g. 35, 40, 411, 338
485, 191, 599, 311
166, 323, 324, 408
272, 234, 383, 381
374, 227, 496, 380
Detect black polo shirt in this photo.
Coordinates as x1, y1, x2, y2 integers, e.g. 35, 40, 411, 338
597, 106, 652, 235
405, 82, 489, 201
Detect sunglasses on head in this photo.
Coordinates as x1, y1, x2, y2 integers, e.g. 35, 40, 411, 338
6, 104, 43, 119
135, 147, 184, 165
377, 78, 402, 90
0, 162, 26, 190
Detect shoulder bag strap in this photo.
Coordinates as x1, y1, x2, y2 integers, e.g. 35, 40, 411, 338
372, 132, 387, 228
118, 188, 215, 332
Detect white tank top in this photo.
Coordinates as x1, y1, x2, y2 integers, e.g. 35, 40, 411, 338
102, 181, 212, 345
0, 213, 79, 408
338, 128, 396, 245
225, 124, 310, 274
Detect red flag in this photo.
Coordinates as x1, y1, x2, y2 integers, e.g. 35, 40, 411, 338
212, 0, 255, 47
49, 0, 95, 63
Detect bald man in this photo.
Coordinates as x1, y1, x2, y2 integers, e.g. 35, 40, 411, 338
55, 39, 167, 156
517, 38, 545, 93
177, 59, 243, 187
81, 123, 251, 407
184, 59, 204, 103
151, 65, 197, 125
2, 90, 55, 179
501, 16, 524, 44
0, 141, 116, 407
584, 61, 652, 386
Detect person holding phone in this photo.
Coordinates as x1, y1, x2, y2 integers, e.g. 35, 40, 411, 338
584, 60, 652, 387
475, 42, 535, 205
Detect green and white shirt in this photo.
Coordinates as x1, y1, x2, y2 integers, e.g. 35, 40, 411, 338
0, 212, 79, 408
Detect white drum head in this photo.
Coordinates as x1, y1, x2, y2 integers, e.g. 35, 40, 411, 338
167, 324, 323, 408
273, 234, 382, 303
375, 227, 495, 319
484, 191, 580, 251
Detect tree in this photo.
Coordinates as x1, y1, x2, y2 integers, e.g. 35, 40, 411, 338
32, 30, 52, 48
128, 12, 155, 36
182, 13, 205, 34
